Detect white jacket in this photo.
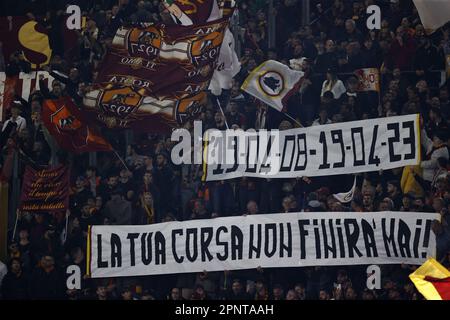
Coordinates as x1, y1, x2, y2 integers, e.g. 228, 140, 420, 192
420, 129, 449, 182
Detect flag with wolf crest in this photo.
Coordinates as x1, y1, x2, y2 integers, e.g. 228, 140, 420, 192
42, 97, 112, 154
83, 1, 235, 132
241, 60, 304, 112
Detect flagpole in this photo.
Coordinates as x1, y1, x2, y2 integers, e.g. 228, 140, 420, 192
216, 98, 230, 129
64, 209, 69, 243
283, 112, 303, 128
11, 209, 19, 242
113, 150, 130, 172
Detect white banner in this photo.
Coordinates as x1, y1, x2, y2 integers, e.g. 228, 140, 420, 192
203, 114, 420, 181
88, 211, 439, 278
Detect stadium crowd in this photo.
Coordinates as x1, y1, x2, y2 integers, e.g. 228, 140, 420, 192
0, 0, 449, 300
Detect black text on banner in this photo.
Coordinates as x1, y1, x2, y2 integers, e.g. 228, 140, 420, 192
203, 114, 420, 181
88, 211, 438, 278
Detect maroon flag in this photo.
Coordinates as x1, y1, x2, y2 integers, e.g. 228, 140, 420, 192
20, 165, 70, 212
42, 97, 113, 154
0, 16, 79, 69
83, 15, 232, 132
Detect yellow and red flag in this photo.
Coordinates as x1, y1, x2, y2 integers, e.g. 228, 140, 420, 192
409, 258, 450, 300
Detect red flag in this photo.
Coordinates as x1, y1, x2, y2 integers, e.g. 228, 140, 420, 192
42, 97, 113, 154
20, 165, 70, 212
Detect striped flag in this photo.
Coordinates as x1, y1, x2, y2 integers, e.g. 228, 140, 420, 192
409, 258, 450, 300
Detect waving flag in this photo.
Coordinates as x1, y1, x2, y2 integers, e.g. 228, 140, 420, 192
209, 28, 241, 96
409, 258, 450, 300
333, 176, 357, 203
413, 0, 450, 34
84, 7, 235, 132
241, 60, 304, 112
42, 97, 112, 154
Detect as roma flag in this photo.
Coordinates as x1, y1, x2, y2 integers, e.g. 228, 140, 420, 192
409, 258, 450, 300
42, 97, 113, 154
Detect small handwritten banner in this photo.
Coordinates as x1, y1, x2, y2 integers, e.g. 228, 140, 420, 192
20, 165, 70, 212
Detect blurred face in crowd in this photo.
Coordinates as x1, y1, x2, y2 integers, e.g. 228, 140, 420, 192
171, 288, 181, 300
362, 290, 375, 300
413, 198, 425, 210
156, 154, 166, 166
108, 176, 118, 188
195, 286, 205, 297
122, 289, 132, 300
345, 20, 355, 33
363, 194, 373, 208
325, 40, 335, 52
345, 287, 357, 300
52, 82, 62, 97
232, 281, 243, 295
194, 200, 205, 214
69, 68, 79, 82
247, 58, 257, 71
11, 259, 21, 274
416, 80, 427, 93
97, 286, 107, 299
11, 106, 21, 118
35, 213, 44, 224
364, 38, 373, 50
19, 229, 29, 241
144, 172, 153, 184
82, 204, 91, 216
273, 287, 284, 299
41, 256, 55, 270
112, 5, 119, 16
282, 197, 292, 211
430, 97, 440, 108
415, 24, 425, 37
432, 198, 444, 212
337, 271, 348, 284
286, 290, 298, 300
439, 88, 449, 102
402, 196, 412, 209
95, 196, 103, 209
247, 201, 258, 215
214, 112, 224, 125
379, 198, 392, 211
432, 135, 444, 148
319, 290, 329, 300
143, 192, 153, 206
387, 183, 397, 195
388, 289, 401, 300
294, 284, 305, 297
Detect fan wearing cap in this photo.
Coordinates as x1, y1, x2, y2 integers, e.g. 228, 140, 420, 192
420, 127, 449, 183
1, 103, 27, 133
